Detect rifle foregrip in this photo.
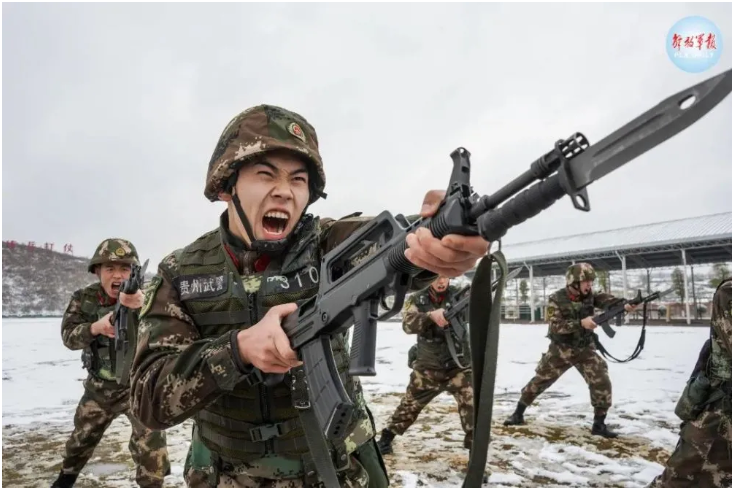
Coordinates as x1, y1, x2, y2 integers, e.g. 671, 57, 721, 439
348, 304, 377, 376
301, 338, 355, 440
477, 175, 566, 242
386, 211, 455, 276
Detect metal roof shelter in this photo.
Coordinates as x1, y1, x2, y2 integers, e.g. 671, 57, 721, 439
501, 211, 732, 277
470, 212, 732, 324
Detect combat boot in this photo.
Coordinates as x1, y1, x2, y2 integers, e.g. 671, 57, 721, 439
591, 412, 618, 438
503, 402, 527, 426
463, 431, 473, 450
376, 428, 396, 455
51, 471, 78, 488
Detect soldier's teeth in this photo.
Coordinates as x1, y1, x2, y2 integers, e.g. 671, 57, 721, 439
265, 211, 289, 220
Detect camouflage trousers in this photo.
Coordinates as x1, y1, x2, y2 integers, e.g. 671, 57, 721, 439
648, 402, 732, 488
520, 343, 612, 412
60, 377, 170, 487
385, 367, 474, 437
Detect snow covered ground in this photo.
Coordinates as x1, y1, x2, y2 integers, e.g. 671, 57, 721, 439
2, 318, 707, 487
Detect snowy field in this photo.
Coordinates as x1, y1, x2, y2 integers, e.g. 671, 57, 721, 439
2, 318, 708, 487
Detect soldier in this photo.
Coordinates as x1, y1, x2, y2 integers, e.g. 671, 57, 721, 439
128, 104, 489, 487
504, 263, 635, 438
376, 275, 474, 454
648, 278, 731, 488
51, 239, 170, 488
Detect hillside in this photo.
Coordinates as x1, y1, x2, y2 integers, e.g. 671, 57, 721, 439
2, 242, 95, 317
2, 241, 156, 317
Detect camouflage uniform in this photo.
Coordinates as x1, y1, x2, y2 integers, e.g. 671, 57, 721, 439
504, 263, 620, 437
128, 105, 437, 488
649, 278, 732, 488
52, 239, 170, 488
378, 284, 474, 454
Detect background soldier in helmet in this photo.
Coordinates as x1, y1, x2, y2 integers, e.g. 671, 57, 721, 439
51, 239, 170, 488
376, 275, 474, 455
504, 263, 636, 438
648, 278, 732, 488
128, 105, 490, 487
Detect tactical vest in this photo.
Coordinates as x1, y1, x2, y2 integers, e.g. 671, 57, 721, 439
412, 286, 469, 370
79, 285, 117, 381
172, 218, 372, 475
546, 288, 595, 348
709, 279, 732, 383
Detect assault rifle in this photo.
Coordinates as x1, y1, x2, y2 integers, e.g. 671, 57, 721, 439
443, 267, 523, 368
592, 286, 676, 364
111, 259, 149, 385
593, 286, 675, 338
251, 69, 731, 488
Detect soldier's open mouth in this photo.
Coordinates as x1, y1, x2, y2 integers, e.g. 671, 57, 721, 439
262, 211, 290, 237
111, 282, 121, 293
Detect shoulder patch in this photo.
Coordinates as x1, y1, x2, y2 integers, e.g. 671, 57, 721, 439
140, 276, 162, 318
546, 304, 555, 318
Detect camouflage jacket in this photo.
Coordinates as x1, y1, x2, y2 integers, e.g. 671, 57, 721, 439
62, 282, 128, 398
403, 285, 469, 370
546, 287, 617, 346
129, 211, 436, 431
708, 278, 732, 383
403, 285, 461, 336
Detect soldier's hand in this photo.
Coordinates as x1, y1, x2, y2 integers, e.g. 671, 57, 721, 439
404, 190, 490, 278
91, 312, 115, 338
624, 303, 637, 313
581, 316, 597, 330
120, 290, 144, 309
236, 303, 303, 374
429, 309, 449, 328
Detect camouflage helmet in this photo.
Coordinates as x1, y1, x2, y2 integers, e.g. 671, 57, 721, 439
204, 104, 326, 205
566, 262, 596, 286
88, 238, 140, 273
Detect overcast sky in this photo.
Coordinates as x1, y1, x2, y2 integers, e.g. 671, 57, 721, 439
3, 3, 732, 268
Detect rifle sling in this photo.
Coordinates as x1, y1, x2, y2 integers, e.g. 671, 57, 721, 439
463, 250, 508, 487
594, 301, 648, 363
445, 329, 469, 370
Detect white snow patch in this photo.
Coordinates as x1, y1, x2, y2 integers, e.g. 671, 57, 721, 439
488, 472, 524, 484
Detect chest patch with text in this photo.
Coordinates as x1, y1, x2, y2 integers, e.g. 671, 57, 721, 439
175, 273, 228, 300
